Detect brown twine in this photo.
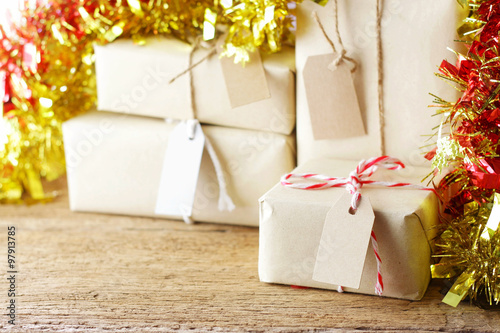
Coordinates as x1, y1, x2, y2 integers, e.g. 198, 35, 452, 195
168, 46, 216, 86
311, 1, 357, 72
376, 0, 385, 156
164, 37, 236, 212
313, 0, 385, 155
168, 39, 216, 119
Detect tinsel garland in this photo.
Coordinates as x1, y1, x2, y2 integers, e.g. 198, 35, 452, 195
428, 0, 500, 307
0, 0, 298, 203
1, 2, 97, 202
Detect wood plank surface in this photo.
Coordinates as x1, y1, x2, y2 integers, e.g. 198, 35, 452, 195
0, 178, 499, 332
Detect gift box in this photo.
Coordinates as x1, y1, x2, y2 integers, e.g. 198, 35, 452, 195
259, 158, 439, 300
94, 37, 296, 135
296, 0, 466, 164
63, 111, 296, 226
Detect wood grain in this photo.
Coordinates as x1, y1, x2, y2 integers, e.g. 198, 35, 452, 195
0, 178, 499, 332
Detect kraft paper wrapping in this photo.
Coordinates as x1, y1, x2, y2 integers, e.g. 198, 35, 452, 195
259, 159, 439, 300
94, 37, 296, 135
63, 111, 296, 226
296, 0, 467, 164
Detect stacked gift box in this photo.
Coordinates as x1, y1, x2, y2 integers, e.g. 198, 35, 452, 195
62, 0, 468, 301
63, 36, 296, 227
258, 0, 465, 300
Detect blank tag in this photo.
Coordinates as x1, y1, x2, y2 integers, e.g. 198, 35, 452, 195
482, 193, 500, 240
303, 53, 366, 140
313, 192, 375, 289
155, 121, 205, 218
218, 45, 271, 108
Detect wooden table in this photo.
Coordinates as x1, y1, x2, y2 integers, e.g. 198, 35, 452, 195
1, 179, 499, 332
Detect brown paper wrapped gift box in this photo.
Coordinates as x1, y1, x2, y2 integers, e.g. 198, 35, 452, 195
259, 158, 438, 300
296, 0, 466, 164
94, 37, 296, 135
63, 111, 296, 226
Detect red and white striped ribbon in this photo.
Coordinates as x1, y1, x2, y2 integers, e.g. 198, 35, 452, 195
281, 156, 429, 296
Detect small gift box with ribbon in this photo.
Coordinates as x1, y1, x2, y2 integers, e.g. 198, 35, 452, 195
94, 36, 296, 135
63, 111, 296, 226
296, 0, 466, 164
259, 157, 439, 300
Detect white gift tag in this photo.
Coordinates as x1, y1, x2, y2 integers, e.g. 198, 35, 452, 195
303, 53, 366, 140
155, 120, 205, 218
313, 192, 374, 289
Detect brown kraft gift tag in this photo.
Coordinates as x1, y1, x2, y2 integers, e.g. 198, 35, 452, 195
303, 53, 366, 140
313, 192, 374, 289
218, 44, 271, 108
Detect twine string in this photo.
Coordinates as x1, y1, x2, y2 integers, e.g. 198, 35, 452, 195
168, 47, 216, 86
281, 156, 426, 210
311, 0, 357, 72
313, 0, 386, 155
376, 0, 386, 156
167, 37, 235, 222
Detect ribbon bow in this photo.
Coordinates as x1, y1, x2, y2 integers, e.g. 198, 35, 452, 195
281, 156, 430, 296
281, 156, 425, 211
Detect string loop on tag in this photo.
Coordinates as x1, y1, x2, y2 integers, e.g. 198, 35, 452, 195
328, 49, 346, 72
312, 0, 386, 155
281, 155, 434, 296
186, 119, 198, 140
312, 0, 358, 72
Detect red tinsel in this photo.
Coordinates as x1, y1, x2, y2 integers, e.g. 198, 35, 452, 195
429, 0, 500, 307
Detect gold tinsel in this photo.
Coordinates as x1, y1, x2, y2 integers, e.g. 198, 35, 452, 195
429, 0, 500, 307
432, 196, 500, 306
84, 0, 298, 63
1, 3, 97, 202
221, 0, 297, 63
0, 0, 298, 203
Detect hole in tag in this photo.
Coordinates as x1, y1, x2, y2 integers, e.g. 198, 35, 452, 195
348, 207, 357, 215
